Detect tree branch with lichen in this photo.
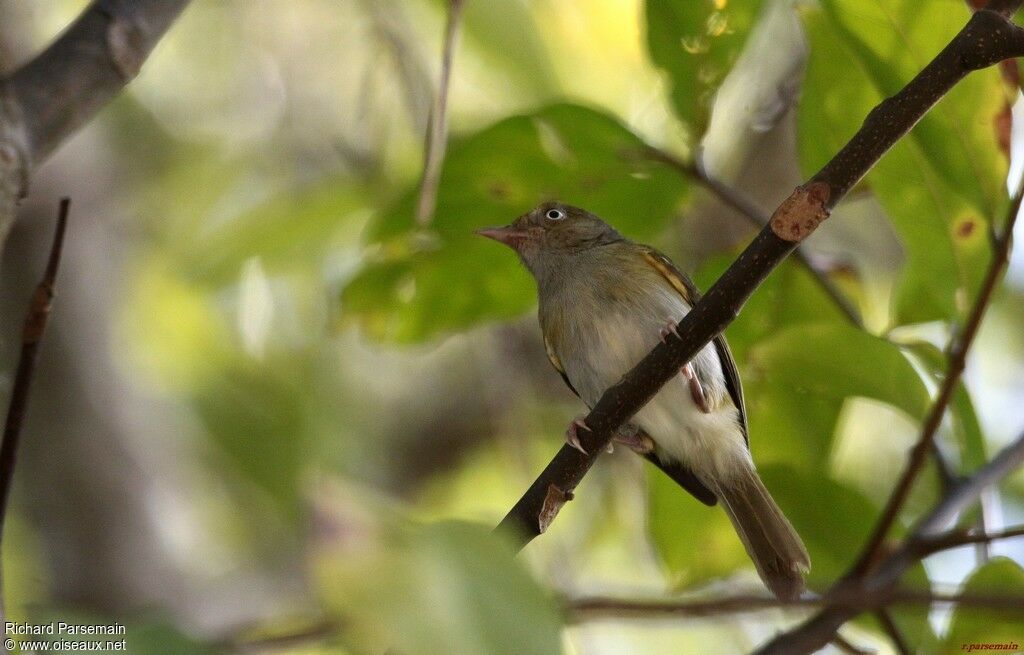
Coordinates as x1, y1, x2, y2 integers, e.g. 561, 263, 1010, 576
496, 4, 1024, 552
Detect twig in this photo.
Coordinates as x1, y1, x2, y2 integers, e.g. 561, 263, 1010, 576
754, 428, 1024, 654
644, 146, 865, 329
496, 5, 1024, 549
916, 524, 1024, 556
0, 198, 69, 538
852, 150, 1024, 578
873, 609, 911, 655
566, 586, 1024, 622
414, 0, 466, 227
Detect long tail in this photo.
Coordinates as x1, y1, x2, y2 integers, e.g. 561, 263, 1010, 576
712, 466, 810, 600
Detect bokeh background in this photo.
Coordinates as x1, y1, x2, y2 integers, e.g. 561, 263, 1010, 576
1, 0, 1024, 653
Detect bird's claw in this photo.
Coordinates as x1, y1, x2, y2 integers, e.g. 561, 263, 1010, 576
659, 319, 681, 343
565, 416, 591, 454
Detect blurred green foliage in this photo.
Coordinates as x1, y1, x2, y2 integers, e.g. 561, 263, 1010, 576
341, 103, 689, 341
7, 0, 1023, 653
799, 0, 1008, 324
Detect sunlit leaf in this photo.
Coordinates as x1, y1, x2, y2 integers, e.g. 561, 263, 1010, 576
342, 103, 690, 341
799, 0, 1008, 324
644, 0, 764, 137
900, 340, 987, 472
744, 322, 930, 468
942, 557, 1024, 653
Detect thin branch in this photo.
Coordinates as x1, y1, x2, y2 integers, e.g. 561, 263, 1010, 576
496, 6, 1024, 549
852, 150, 1024, 578
753, 428, 1024, 654
0, 0, 190, 249
916, 524, 1024, 556
566, 586, 1024, 622
414, 0, 466, 227
0, 198, 69, 538
645, 146, 865, 329
873, 609, 911, 655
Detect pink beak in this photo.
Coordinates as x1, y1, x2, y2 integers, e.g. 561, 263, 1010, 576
475, 225, 532, 249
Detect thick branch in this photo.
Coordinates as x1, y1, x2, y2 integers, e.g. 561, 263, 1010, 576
496, 6, 1024, 548
3, 0, 191, 162
0, 0, 190, 247
645, 147, 865, 329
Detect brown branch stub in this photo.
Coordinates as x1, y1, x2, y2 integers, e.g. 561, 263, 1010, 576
538, 484, 573, 534
769, 182, 832, 242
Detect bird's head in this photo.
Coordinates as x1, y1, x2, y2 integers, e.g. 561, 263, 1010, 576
476, 202, 622, 275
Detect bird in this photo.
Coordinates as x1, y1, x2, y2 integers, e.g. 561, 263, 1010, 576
477, 201, 810, 600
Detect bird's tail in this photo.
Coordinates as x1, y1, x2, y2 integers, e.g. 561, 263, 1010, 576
712, 466, 810, 600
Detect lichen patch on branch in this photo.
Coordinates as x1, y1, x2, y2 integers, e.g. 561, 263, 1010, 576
769, 182, 832, 243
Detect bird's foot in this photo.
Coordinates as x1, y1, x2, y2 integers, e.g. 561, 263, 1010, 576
659, 319, 681, 343
682, 363, 711, 414
614, 424, 655, 454
566, 416, 616, 455
565, 415, 592, 454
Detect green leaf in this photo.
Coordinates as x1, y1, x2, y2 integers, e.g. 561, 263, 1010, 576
759, 466, 877, 587
799, 0, 1007, 325
901, 340, 987, 472
763, 463, 934, 649
942, 557, 1024, 653
342, 103, 690, 342
650, 461, 935, 648
644, 0, 764, 137
316, 519, 563, 655
648, 467, 749, 588
194, 356, 312, 519
744, 322, 930, 468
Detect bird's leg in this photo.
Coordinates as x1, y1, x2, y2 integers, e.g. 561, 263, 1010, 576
613, 423, 655, 454
682, 363, 711, 414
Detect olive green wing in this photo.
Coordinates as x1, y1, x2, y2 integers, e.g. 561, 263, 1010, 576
640, 246, 749, 446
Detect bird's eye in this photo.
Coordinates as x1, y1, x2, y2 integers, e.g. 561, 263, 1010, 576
545, 208, 566, 221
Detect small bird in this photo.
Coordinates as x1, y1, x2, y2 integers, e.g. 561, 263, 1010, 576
478, 202, 810, 599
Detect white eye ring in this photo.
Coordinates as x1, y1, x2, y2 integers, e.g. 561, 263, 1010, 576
545, 208, 565, 221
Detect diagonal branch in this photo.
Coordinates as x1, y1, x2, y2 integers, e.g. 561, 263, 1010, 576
496, 6, 1024, 548
754, 428, 1024, 654
0, 198, 69, 538
852, 154, 1024, 579
645, 146, 865, 329
0, 0, 190, 248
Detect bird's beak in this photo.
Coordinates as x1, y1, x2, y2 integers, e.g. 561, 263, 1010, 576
475, 225, 532, 249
